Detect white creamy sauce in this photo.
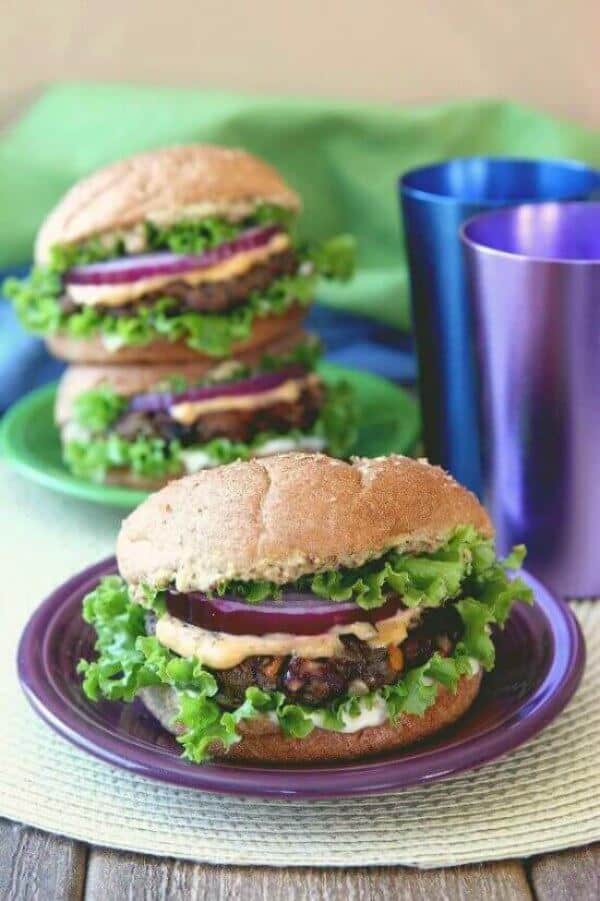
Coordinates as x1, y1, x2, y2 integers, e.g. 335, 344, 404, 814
180, 434, 327, 474
61, 421, 92, 443
154, 607, 418, 670
180, 449, 220, 473
170, 374, 318, 424
254, 435, 326, 456
310, 696, 389, 733
101, 334, 127, 353
309, 660, 481, 734
67, 234, 290, 308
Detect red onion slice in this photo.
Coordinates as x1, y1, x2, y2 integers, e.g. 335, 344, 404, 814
129, 365, 306, 414
64, 225, 282, 285
165, 590, 404, 637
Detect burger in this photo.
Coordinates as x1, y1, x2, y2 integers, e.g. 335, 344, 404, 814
56, 334, 356, 488
4, 145, 354, 364
78, 453, 533, 764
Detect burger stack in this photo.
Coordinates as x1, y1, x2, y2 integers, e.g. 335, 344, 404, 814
79, 452, 533, 764
5, 145, 356, 488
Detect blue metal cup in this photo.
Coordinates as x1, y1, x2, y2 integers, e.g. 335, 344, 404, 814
399, 158, 600, 494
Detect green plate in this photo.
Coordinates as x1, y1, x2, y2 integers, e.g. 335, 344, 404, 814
0, 363, 420, 509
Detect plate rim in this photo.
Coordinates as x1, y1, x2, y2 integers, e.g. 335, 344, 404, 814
17, 557, 586, 799
1, 367, 421, 510
0, 384, 149, 508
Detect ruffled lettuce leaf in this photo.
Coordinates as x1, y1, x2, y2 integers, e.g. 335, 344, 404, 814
3, 267, 64, 333
216, 579, 281, 604
312, 379, 357, 457
500, 544, 526, 570
46, 205, 295, 272
64, 435, 183, 482
73, 385, 128, 432
454, 598, 495, 669
144, 218, 241, 259
301, 234, 357, 282
218, 527, 532, 612
78, 575, 156, 702
48, 236, 127, 273
78, 570, 520, 763
257, 335, 322, 373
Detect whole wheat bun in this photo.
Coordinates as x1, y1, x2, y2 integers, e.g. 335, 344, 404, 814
54, 325, 311, 425
139, 671, 482, 763
35, 145, 301, 264
46, 303, 305, 364
117, 453, 493, 594
104, 470, 172, 492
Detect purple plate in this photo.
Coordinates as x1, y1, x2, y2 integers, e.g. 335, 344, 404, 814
18, 558, 585, 799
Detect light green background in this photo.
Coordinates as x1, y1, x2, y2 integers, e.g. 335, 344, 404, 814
1, 86, 599, 329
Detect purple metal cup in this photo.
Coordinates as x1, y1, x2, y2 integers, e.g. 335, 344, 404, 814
462, 202, 600, 597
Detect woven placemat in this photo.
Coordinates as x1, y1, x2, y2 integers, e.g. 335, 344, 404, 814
1, 466, 598, 868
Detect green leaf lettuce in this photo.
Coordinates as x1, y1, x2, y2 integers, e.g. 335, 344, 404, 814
217, 526, 533, 612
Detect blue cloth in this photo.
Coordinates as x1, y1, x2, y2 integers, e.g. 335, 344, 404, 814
0, 265, 416, 412
1, 266, 65, 411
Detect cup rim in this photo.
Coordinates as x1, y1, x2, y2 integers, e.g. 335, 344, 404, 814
460, 200, 600, 265
399, 156, 600, 205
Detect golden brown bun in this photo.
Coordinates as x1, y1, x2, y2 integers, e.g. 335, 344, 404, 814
104, 470, 174, 492
45, 303, 306, 364
54, 325, 311, 425
139, 672, 482, 764
117, 453, 493, 594
35, 145, 301, 263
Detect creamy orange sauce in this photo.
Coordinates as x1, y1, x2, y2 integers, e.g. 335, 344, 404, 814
154, 607, 419, 670
170, 374, 319, 424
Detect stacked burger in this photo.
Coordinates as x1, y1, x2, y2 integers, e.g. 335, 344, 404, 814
79, 453, 532, 764
5, 146, 356, 487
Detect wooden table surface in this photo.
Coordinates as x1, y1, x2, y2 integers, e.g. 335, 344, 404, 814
0, 819, 597, 900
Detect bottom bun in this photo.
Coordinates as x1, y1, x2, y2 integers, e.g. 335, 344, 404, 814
46, 305, 306, 364
139, 671, 482, 764
104, 470, 173, 492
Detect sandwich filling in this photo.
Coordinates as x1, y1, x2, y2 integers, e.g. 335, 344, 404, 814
79, 527, 533, 762
62, 343, 357, 481
4, 204, 356, 357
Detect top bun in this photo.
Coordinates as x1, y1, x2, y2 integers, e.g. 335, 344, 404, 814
35, 145, 301, 263
117, 453, 493, 594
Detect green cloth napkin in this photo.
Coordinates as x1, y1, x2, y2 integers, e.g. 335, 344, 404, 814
1, 84, 598, 329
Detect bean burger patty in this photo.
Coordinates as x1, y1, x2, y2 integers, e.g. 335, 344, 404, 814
114, 376, 324, 446
59, 249, 298, 317
145, 604, 464, 708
